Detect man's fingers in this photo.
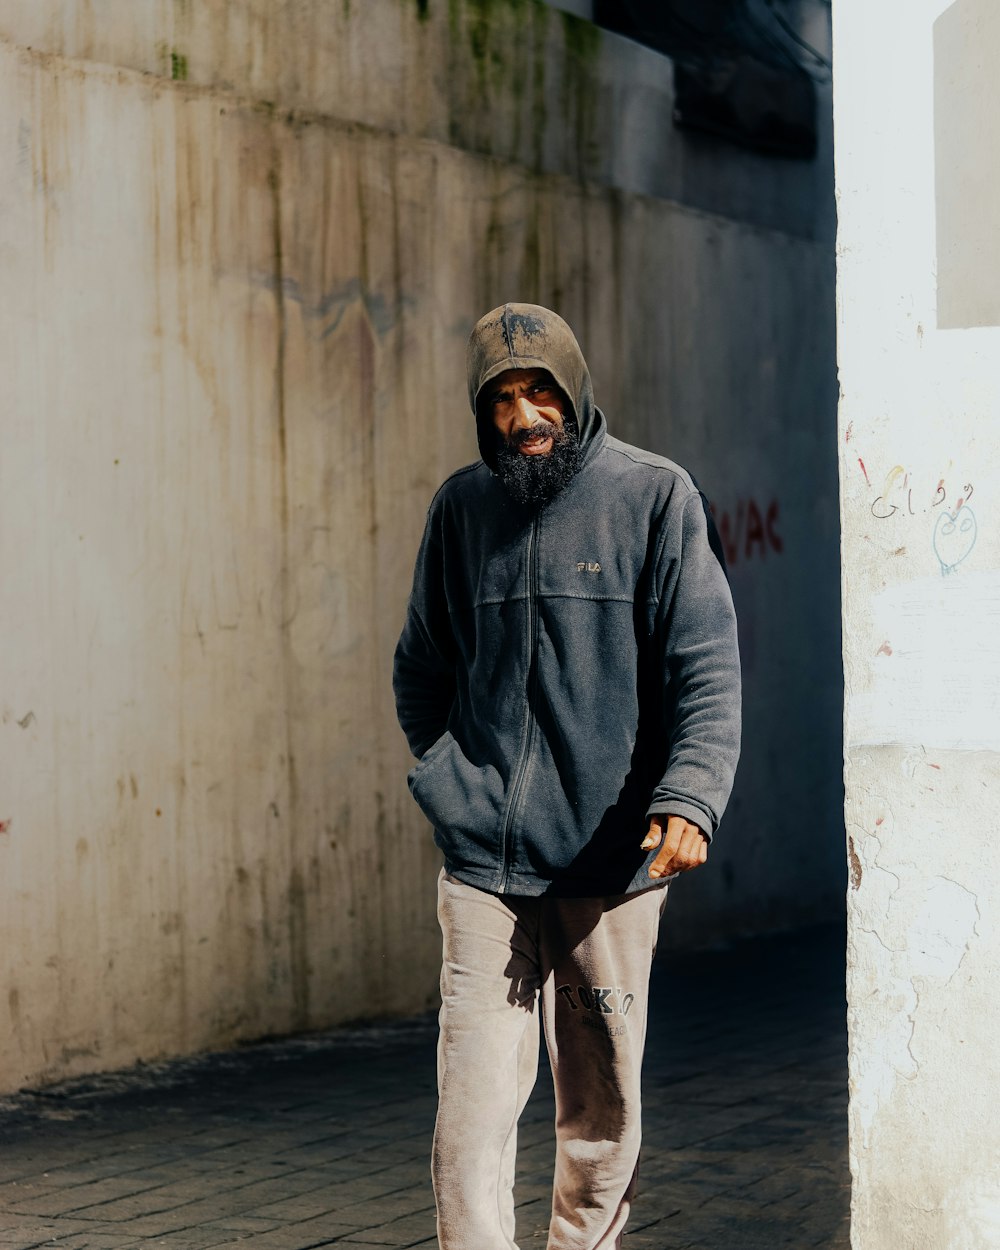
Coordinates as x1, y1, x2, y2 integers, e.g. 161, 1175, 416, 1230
647, 818, 707, 878
675, 827, 705, 869
647, 816, 683, 878
640, 818, 662, 851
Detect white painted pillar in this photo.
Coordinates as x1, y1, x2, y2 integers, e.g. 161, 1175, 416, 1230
834, 1, 1000, 1245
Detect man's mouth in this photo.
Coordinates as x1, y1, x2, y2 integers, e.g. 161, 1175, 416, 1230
516, 429, 554, 456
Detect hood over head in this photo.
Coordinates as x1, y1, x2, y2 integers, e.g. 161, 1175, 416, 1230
467, 303, 601, 471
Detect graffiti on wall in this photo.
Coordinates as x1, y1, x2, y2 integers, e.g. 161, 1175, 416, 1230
933, 507, 977, 575
709, 498, 783, 568
867, 466, 974, 522
862, 465, 979, 576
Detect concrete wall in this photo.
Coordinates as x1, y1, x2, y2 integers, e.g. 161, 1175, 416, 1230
0, 0, 839, 1092
546, 0, 594, 19
835, 0, 1000, 1244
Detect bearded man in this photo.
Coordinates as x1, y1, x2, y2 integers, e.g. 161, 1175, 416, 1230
393, 303, 741, 1250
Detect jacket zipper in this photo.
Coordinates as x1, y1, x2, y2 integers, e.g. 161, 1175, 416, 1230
498, 513, 540, 892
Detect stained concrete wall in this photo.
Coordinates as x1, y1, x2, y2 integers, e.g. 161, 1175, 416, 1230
835, 0, 1000, 1243
0, 0, 838, 1092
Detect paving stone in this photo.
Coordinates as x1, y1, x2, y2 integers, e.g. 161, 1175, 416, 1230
0, 925, 849, 1249
204, 1223, 362, 1250
335, 1207, 438, 1245
18, 1238, 141, 1249
244, 1173, 419, 1223
4, 1174, 175, 1218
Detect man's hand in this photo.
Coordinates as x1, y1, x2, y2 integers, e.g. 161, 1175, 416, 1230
641, 815, 708, 880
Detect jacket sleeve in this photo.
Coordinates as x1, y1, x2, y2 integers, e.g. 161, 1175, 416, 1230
392, 502, 458, 760
645, 489, 742, 840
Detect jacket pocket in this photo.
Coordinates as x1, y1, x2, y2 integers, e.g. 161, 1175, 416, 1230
407, 731, 504, 864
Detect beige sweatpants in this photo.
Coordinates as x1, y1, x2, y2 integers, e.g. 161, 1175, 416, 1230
433, 869, 669, 1250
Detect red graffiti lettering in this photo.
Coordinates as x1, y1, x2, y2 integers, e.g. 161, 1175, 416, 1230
718, 511, 737, 566
766, 500, 783, 553
744, 500, 766, 560
710, 498, 784, 566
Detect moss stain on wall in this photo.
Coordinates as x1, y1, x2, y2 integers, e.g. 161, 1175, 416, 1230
442, 0, 549, 160
530, 1, 549, 172
438, 1, 602, 183
559, 12, 601, 179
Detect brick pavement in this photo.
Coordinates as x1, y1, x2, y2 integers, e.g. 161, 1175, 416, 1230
0, 925, 849, 1249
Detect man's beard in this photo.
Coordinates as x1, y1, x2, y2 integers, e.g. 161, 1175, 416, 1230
494, 419, 583, 508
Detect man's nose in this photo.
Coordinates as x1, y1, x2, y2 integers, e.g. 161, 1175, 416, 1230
513, 397, 543, 428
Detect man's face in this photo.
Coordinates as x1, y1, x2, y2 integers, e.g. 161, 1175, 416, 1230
483, 368, 583, 507
486, 368, 567, 457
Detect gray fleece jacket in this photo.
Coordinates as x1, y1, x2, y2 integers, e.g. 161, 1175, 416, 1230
393, 303, 741, 897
